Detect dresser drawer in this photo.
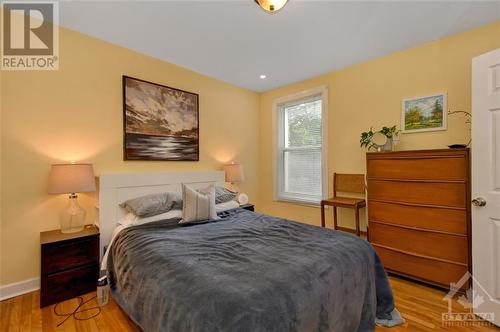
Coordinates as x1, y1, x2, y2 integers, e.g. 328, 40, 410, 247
41, 236, 99, 274
373, 245, 469, 289
41, 264, 98, 307
367, 180, 466, 208
368, 201, 467, 234
369, 222, 468, 264
367, 156, 467, 181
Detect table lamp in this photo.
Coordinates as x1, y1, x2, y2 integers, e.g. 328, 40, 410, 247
224, 163, 245, 184
48, 163, 96, 233
223, 163, 248, 205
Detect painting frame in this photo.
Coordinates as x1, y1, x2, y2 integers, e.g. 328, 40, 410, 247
122, 75, 199, 161
401, 93, 447, 134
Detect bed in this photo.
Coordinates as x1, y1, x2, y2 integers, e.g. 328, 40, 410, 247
99, 171, 403, 332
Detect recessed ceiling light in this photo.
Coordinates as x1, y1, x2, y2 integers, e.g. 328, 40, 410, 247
260, 74, 267, 79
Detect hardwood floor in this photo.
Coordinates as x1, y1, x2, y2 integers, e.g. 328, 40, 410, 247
1, 277, 498, 331
380, 277, 499, 331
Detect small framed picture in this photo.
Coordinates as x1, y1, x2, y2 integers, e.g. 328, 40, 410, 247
401, 93, 447, 133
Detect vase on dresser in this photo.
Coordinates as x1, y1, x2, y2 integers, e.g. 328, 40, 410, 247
382, 137, 393, 152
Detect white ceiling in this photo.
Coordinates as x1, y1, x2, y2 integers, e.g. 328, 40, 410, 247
58, 1, 500, 92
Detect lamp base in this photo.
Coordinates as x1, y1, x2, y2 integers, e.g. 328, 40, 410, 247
60, 194, 86, 233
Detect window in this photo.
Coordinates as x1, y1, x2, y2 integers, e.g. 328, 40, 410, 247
274, 87, 327, 204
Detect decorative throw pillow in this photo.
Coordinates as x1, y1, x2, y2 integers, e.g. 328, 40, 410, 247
180, 183, 219, 224
215, 186, 238, 204
120, 192, 182, 218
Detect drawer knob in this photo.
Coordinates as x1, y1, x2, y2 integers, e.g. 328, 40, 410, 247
472, 197, 487, 207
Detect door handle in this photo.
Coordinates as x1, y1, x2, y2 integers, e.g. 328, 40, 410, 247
472, 197, 487, 207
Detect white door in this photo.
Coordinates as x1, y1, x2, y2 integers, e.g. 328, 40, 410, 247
472, 48, 500, 327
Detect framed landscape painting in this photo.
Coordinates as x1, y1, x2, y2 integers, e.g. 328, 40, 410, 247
401, 93, 447, 133
123, 76, 199, 161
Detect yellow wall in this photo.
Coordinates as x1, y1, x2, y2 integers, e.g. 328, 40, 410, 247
0, 27, 260, 285
258, 22, 500, 230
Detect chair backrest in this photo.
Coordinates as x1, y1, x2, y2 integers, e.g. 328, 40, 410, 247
334, 173, 365, 196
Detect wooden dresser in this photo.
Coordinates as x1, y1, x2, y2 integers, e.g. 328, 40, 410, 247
366, 148, 470, 289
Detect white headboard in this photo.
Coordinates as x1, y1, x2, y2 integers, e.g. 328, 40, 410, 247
98, 171, 225, 258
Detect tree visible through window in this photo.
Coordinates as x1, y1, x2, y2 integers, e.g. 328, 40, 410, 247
287, 102, 322, 146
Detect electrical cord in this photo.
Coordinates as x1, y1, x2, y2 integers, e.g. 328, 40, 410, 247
53, 295, 102, 327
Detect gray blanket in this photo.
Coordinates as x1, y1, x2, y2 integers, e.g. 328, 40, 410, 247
107, 209, 396, 332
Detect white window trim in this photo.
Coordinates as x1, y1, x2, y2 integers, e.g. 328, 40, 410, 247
272, 85, 328, 206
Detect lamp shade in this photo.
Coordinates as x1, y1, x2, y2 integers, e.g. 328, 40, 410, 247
223, 163, 245, 183
48, 164, 96, 194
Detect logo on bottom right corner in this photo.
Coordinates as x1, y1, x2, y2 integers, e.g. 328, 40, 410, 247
442, 271, 496, 327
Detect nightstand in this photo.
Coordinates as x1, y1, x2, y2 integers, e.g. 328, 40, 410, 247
40, 225, 99, 307
240, 203, 255, 212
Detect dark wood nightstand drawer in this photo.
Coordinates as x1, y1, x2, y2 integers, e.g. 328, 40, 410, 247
40, 226, 100, 307
41, 236, 99, 274
240, 204, 254, 212
40, 264, 99, 307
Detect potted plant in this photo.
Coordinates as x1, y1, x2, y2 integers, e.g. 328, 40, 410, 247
379, 125, 400, 151
360, 125, 400, 151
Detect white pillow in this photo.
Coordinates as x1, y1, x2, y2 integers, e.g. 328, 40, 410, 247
134, 209, 182, 226
215, 200, 240, 212
180, 183, 219, 224
117, 212, 138, 226
117, 210, 182, 227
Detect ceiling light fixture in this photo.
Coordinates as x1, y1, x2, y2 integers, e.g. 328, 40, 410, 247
255, 0, 289, 13
260, 74, 267, 79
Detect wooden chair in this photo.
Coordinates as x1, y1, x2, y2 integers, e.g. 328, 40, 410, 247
320, 173, 366, 236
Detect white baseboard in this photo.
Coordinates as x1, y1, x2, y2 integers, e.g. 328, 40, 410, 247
0, 278, 40, 301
